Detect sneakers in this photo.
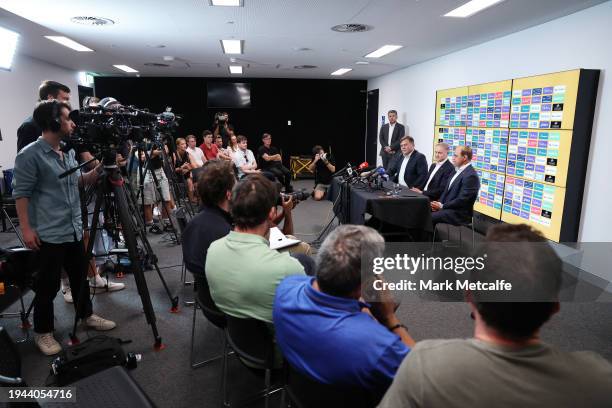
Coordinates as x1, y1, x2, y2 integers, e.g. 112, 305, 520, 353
35, 333, 62, 356
62, 287, 73, 304
85, 314, 117, 331
149, 224, 163, 234
89, 274, 125, 294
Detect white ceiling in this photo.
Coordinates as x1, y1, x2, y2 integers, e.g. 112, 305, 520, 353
0, 0, 606, 79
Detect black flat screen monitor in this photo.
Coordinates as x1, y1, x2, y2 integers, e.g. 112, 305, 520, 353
207, 82, 251, 108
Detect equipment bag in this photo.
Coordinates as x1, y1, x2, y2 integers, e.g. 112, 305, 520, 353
47, 335, 131, 386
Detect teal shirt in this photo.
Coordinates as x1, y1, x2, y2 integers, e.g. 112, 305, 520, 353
12, 137, 83, 244
205, 231, 306, 323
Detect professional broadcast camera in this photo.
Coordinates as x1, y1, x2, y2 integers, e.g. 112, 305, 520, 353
67, 98, 181, 162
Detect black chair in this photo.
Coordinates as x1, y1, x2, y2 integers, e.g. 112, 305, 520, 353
57, 366, 157, 408
190, 278, 230, 369
174, 207, 192, 286
0, 326, 24, 386
283, 363, 379, 408
432, 216, 476, 249
223, 315, 282, 408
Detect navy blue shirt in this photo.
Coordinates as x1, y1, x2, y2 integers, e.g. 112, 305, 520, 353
273, 275, 410, 391
181, 205, 232, 279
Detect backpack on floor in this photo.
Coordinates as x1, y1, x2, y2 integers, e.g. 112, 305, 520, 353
47, 335, 135, 386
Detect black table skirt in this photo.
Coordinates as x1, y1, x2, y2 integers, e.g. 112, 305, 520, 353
328, 177, 433, 233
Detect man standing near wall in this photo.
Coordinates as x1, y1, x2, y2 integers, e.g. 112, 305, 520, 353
379, 110, 405, 169
17, 80, 71, 153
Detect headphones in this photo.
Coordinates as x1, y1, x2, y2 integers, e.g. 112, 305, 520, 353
49, 100, 62, 132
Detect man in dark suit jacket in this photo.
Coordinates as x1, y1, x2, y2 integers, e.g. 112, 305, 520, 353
387, 136, 428, 188
379, 110, 405, 168
411, 142, 455, 201
430, 146, 480, 226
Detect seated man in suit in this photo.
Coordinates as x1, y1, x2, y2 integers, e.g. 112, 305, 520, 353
411, 142, 455, 201
387, 136, 428, 189
430, 145, 480, 226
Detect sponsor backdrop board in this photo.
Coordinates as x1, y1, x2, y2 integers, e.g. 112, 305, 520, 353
467, 80, 513, 128
510, 70, 580, 130
433, 69, 599, 241
435, 87, 468, 127
501, 177, 566, 241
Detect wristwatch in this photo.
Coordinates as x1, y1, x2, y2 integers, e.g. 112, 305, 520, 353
387, 323, 406, 332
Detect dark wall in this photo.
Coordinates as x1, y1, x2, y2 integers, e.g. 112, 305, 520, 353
94, 77, 367, 167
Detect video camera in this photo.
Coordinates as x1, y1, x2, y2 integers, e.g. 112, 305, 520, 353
66, 98, 181, 162
0, 247, 38, 289
215, 112, 228, 124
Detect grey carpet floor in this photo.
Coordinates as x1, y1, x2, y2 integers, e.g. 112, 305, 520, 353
1, 179, 611, 407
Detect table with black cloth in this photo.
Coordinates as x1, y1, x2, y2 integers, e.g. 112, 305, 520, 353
327, 177, 433, 234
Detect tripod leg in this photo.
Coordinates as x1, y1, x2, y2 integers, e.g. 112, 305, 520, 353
113, 183, 164, 350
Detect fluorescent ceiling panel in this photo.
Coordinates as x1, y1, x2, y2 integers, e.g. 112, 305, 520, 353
364, 45, 402, 58
444, 0, 505, 18
221, 39, 243, 54
44, 36, 93, 52
0, 26, 19, 70
331, 68, 352, 76
229, 65, 243, 74
113, 64, 138, 73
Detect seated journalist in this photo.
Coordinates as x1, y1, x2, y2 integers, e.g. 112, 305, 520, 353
205, 174, 308, 324
378, 223, 612, 408
274, 225, 415, 395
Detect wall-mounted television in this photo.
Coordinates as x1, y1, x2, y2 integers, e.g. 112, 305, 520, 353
207, 82, 252, 108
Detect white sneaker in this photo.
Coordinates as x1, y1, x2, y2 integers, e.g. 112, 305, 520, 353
85, 314, 117, 331
35, 333, 62, 356
89, 275, 126, 294
62, 287, 73, 304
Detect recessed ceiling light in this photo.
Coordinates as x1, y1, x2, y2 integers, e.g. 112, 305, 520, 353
364, 45, 402, 58
229, 65, 243, 74
113, 64, 138, 73
0, 26, 19, 70
221, 39, 243, 54
44, 36, 94, 52
210, 0, 243, 6
331, 68, 352, 76
444, 0, 505, 18
355, 61, 369, 65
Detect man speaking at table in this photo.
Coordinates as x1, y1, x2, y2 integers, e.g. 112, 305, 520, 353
387, 136, 428, 189
430, 145, 480, 226
379, 110, 405, 168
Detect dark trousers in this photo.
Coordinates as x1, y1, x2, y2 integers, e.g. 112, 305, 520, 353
33, 240, 93, 333
381, 152, 393, 169
265, 165, 292, 190
431, 209, 469, 227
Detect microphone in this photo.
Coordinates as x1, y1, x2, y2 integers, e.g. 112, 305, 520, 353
357, 162, 370, 171
376, 167, 390, 181
361, 165, 383, 180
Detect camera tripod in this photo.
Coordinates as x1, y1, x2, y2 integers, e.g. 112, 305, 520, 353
62, 152, 180, 350
132, 140, 195, 244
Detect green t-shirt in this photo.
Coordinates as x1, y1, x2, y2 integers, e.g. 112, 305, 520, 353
378, 338, 612, 408
205, 231, 305, 323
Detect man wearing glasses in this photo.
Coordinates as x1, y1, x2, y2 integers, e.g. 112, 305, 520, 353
232, 135, 261, 179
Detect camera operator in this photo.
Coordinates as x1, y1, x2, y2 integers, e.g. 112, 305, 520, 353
258, 133, 294, 193
308, 145, 336, 201
213, 111, 232, 147
17, 80, 71, 153
13, 100, 116, 356
141, 143, 175, 234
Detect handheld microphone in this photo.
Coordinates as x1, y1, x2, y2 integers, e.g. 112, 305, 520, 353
361, 165, 383, 180
376, 167, 390, 181
357, 162, 370, 171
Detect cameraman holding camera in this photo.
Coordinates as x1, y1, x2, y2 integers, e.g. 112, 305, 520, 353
213, 111, 231, 147
13, 100, 116, 356
308, 145, 335, 201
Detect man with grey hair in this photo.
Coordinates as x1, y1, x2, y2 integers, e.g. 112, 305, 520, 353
273, 225, 415, 395
411, 142, 455, 201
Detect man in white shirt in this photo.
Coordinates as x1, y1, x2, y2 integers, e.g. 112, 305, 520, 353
387, 136, 428, 188
430, 145, 480, 226
379, 110, 405, 168
232, 135, 261, 179
186, 135, 205, 167
411, 142, 455, 201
